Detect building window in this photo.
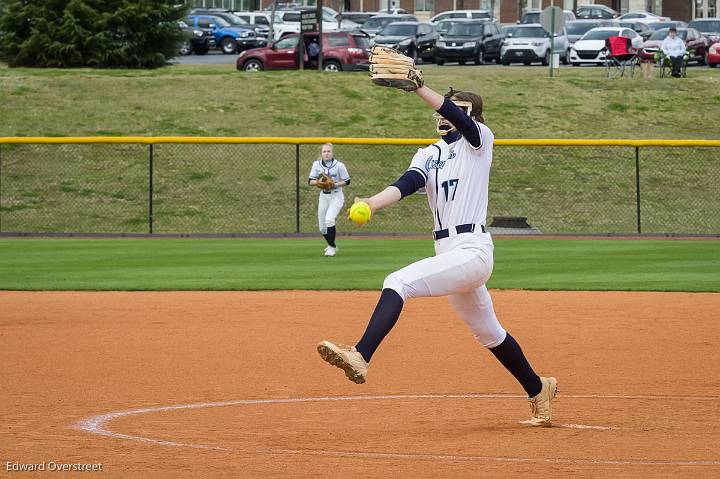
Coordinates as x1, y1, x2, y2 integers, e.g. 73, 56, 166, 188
415, 0, 435, 12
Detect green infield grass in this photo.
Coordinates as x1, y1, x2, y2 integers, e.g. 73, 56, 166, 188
0, 238, 717, 292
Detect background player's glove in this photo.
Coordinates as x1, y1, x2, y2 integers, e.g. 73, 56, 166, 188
369, 46, 423, 92
316, 173, 335, 190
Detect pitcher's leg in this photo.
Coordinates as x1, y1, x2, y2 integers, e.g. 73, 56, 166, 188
449, 286, 542, 398
355, 249, 490, 362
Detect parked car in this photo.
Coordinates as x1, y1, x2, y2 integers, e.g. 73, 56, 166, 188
565, 19, 619, 46
435, 18, 468, 38
688, 18, 720, 44
337, 11, 379, 25
501, 24, 521, 38
276, 8, 359, 30
640, 28, 709, 64
190, 8, 270, 39
264, 2, 302, 10
500, 23, 569, 65
618, 21, 653, 39
434, 19, 503, 65
358, 14, 418, 37
269, 8, 359, 40
576, 4, 618, 19
187, 15, 265, 54
646, 20, 687, 31
569, 26, 643, 65
236, 31, 370, 72
520, 9, 575, 24
617, 12, 670, 24
708, 41, 720, 66
233, 11, 272, 27
372, 22, 437, 62
429, 10, 493, 23
177, 20, 215, 55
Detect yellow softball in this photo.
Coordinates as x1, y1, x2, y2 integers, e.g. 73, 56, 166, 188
349, 201, 372, 226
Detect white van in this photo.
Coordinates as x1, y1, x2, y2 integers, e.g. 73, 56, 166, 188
429, 10, 493, 24
233, 12, 272, 27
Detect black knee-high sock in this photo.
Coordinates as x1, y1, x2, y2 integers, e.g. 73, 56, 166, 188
489, 333, 542, 398
355, 289, 404, 363
323, 226, 336, 247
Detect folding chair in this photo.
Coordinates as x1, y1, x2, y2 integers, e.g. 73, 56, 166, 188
604, 36, 639, 78
657, 51, 688, 78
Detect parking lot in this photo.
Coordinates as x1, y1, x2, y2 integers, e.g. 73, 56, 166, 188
174, 49, 712, 70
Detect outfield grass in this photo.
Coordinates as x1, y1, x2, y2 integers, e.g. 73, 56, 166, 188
1, 65, 719, 235
1, 64, 719, 139
0, 238, 717, 292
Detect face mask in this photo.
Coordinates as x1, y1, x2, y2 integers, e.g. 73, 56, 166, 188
432, 100, 473, 136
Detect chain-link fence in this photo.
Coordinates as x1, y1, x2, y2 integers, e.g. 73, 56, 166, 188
1, 138, 718, 235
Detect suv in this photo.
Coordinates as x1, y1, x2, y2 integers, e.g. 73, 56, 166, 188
617, 11, 670, 24
270, 8, 359, 40
186, 15, 265, 53
236, 32, 371, 71
565, 19, 619, 45
177, 20, 215, 55
618, 21, 652, 38
576, 4, 618, 19
190, 9, 270, 39
434, 19, 503, 65
233, 11, 272, 27
429, 10, 493, 23
357, 14, 418, 37
521, 9, 575, 24
372, 21, 438, 62
337, 11, 379, 25
501, 23, 569, 65
688, 18, 720, 45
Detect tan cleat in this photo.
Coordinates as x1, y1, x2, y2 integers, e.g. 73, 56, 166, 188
528, 376, 558, 427
317, 340, 368, 384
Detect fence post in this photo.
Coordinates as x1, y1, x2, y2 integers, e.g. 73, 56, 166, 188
635, 146, 641, 234
148, 144, 154, 235
295, 144, 300, 233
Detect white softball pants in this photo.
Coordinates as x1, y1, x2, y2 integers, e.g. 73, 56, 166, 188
318, 190, 345, 234
382, 231, 507, 348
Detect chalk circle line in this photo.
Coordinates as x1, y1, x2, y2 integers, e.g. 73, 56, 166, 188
74, 393, 720, 466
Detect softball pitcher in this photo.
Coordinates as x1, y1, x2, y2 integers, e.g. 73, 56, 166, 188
308, 143, 351, 257
317, 47, 557, 426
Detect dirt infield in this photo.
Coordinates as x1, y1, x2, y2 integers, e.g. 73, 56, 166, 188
1, 291, 719, 478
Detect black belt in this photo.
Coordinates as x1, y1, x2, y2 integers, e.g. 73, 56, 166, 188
322, 190, 337, 194
433, 223, 486, 240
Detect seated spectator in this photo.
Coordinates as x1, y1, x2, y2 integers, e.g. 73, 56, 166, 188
661, 27, 686, 78
307, 38, 320, 66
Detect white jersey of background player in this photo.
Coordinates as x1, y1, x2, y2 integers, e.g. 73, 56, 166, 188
308, 143, 350, 257
318, 85, 558, 427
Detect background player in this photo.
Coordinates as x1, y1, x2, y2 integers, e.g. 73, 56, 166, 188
308, 143, 351, 257
317, 67, 557, 426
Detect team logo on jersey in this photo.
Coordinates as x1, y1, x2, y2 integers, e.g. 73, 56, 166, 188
425, 157, 446, 170
448, 151, 457, 160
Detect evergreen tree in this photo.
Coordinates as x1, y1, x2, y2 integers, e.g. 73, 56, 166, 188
0, 0, 187, 68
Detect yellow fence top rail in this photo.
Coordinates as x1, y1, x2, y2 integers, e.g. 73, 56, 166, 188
1, 137, 719, 147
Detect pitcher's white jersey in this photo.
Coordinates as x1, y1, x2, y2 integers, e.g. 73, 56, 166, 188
408, 121, 493, 231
